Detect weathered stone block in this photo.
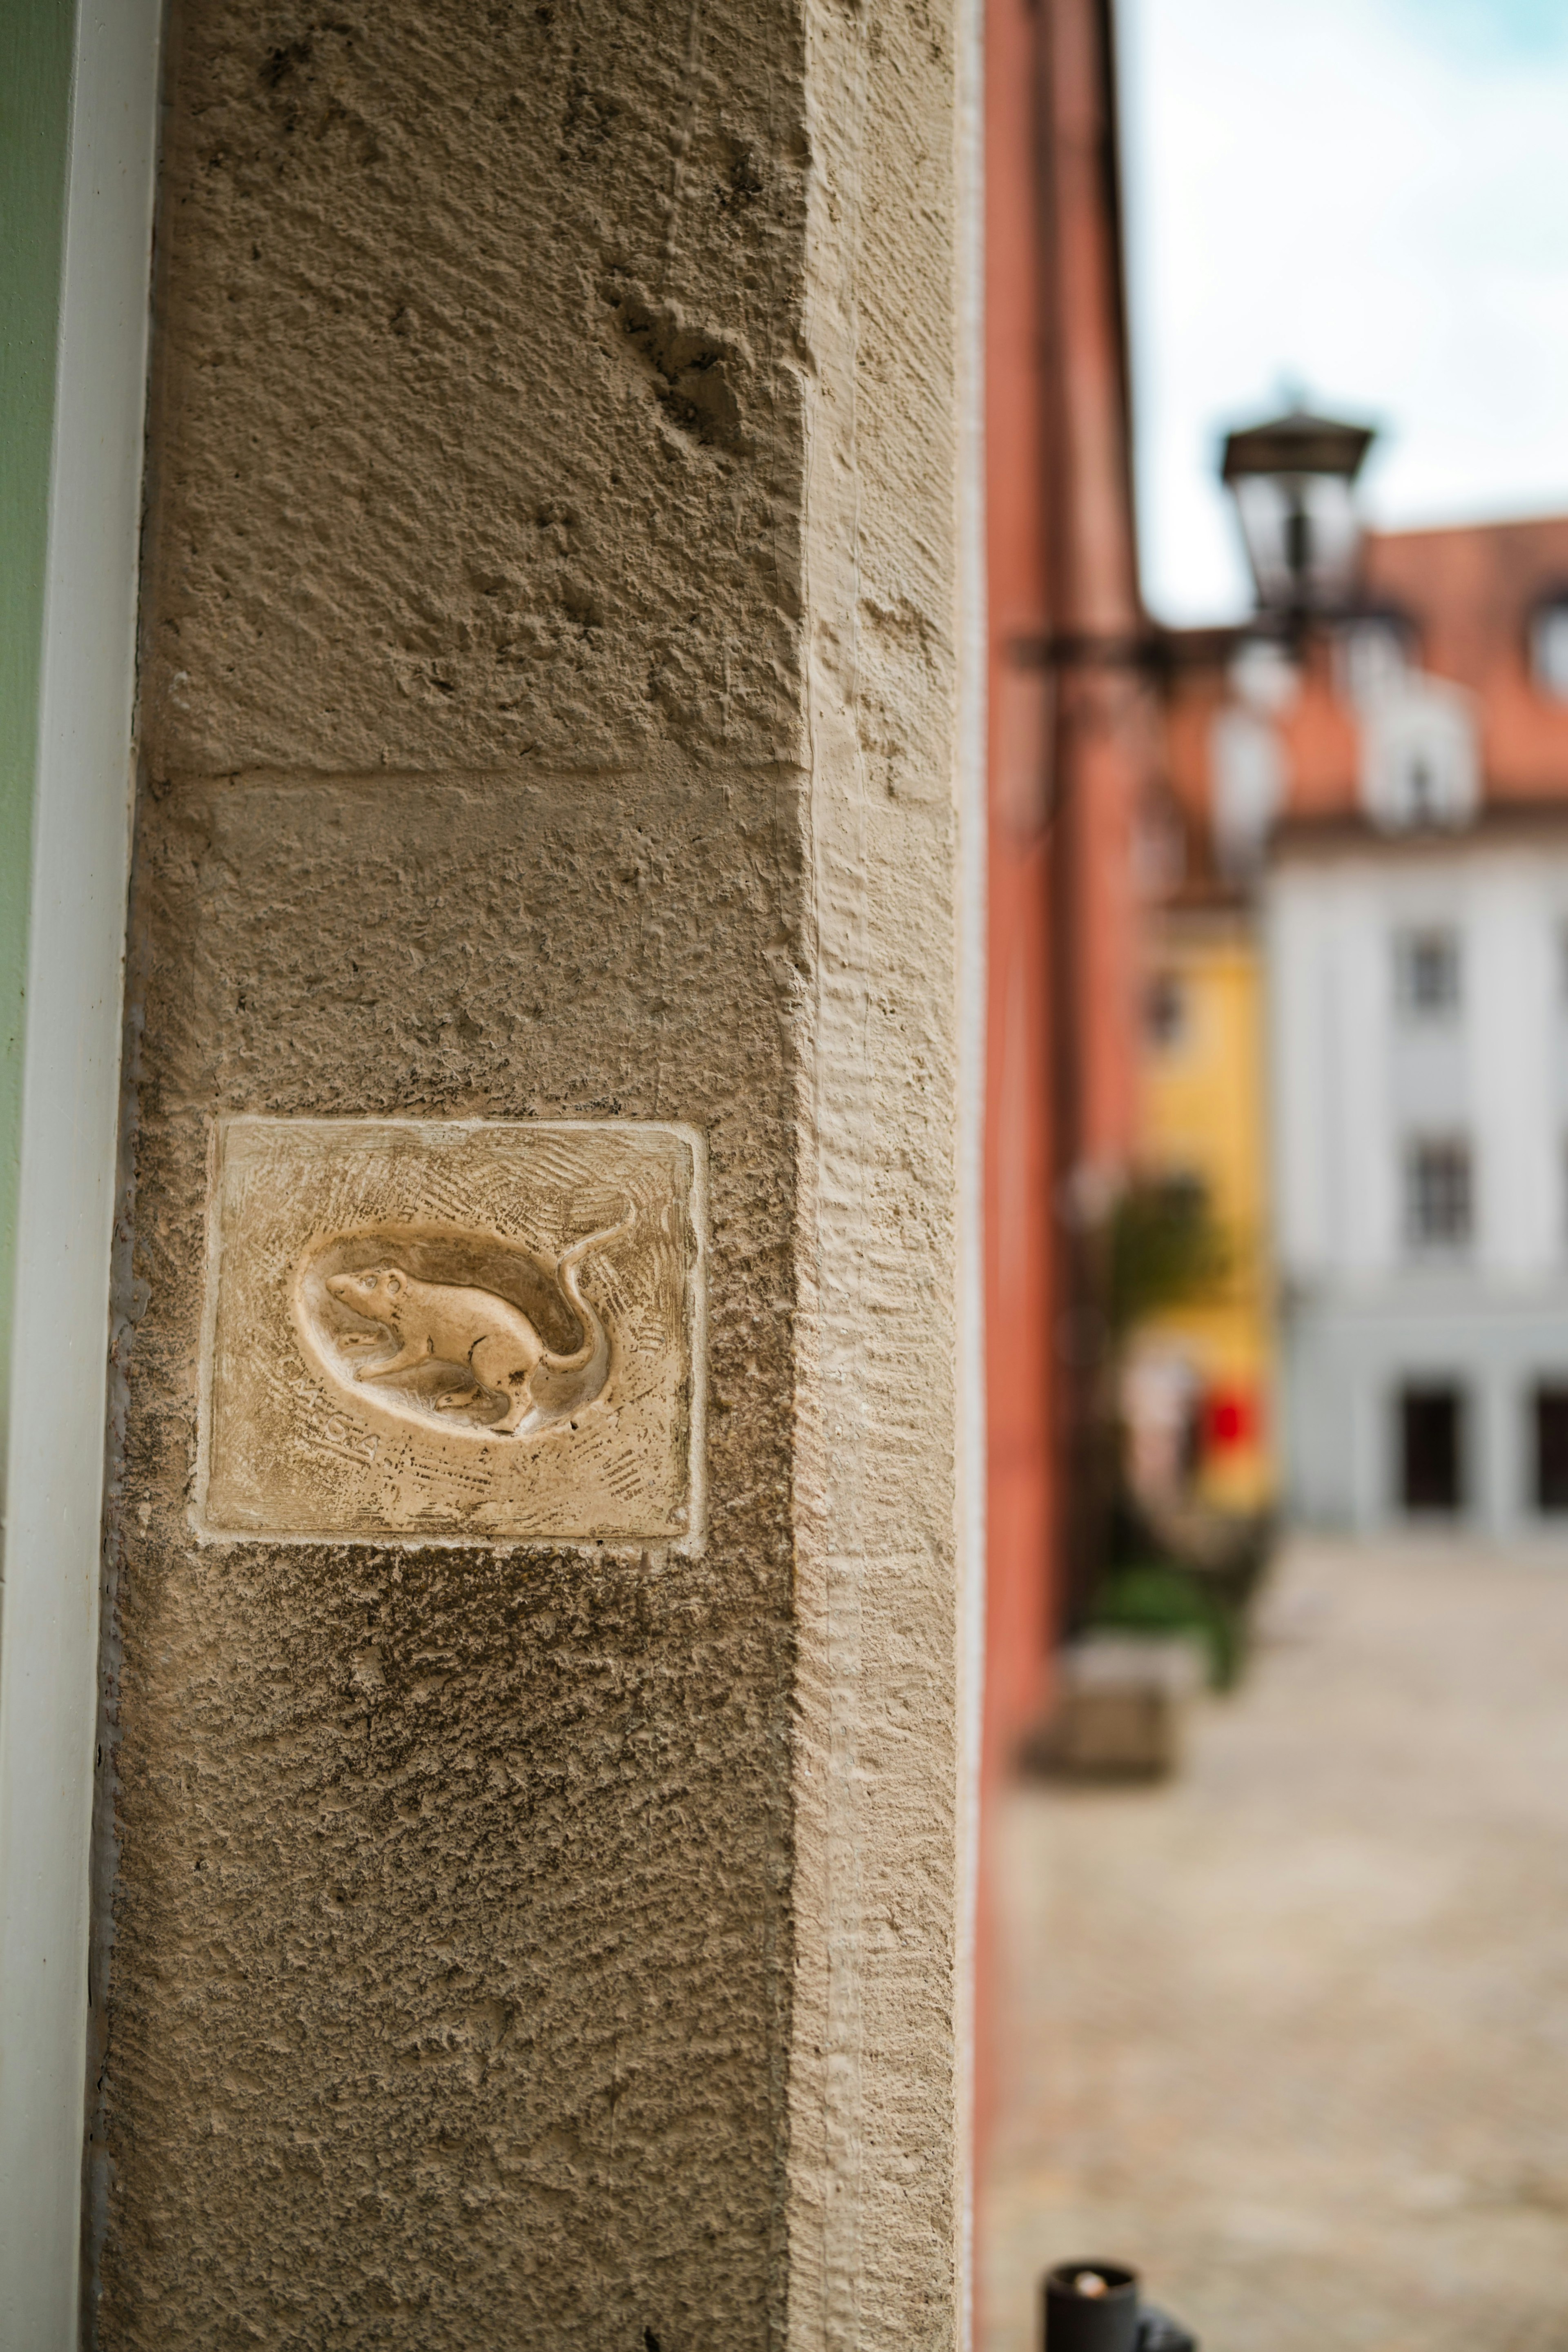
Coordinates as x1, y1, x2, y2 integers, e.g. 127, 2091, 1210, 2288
95, 0, 970, 2332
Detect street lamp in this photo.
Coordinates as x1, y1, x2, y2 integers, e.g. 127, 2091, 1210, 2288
1221, 405, 1377, 624
1011, 403, 1379, 677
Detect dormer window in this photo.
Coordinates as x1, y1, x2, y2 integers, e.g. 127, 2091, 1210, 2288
1531, 595, 1568, 701
1337, 615, 1414, 710
1406, 753, 1439, 822
1359, 672, 1479, 831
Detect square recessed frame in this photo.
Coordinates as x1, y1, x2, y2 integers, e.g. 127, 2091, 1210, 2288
196, 1117, 704, 1546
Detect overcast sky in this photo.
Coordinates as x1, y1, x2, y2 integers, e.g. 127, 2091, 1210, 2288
1120, 0, 1568, 623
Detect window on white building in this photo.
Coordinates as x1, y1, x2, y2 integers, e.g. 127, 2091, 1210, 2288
1531, 597, 1568, 701
1535, 1385, 1568, 1513
1405, 1135, 1472, 1250
1399, 1382, 1466, 1513
1396, 926, 1461, 1017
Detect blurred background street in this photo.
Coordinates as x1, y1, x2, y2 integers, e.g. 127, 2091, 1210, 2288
981, 1539, 1568, 2352
976, 9, 1568, 2340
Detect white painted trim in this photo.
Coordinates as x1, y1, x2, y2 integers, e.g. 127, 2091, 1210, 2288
951, 0, 988, 2323
0, 3, 160, 2341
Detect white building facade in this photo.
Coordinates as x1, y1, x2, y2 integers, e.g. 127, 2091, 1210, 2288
1268, 825, 1568, 1533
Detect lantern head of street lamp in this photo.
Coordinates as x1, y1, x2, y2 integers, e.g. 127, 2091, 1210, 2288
1221, 405, 1377, 627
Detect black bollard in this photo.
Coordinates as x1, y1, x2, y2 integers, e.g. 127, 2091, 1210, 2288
1137, 2311, 1197, 2352
1042, 2262, 1140, 2352
1041, 2263, 1199, 2352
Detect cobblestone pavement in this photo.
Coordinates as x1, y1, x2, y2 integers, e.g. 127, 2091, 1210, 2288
980, 1539, 1568, 2352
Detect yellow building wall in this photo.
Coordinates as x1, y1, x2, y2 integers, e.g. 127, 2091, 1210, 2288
1138, 915, 1274, 1512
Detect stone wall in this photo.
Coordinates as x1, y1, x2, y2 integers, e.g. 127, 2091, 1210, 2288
94, 0, 967, 2341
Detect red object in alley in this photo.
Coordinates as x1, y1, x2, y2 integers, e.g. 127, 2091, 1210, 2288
1205, 1385, 1258, 1453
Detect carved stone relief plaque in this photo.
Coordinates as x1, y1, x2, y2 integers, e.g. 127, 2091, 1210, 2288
197, 1118, 704, 1544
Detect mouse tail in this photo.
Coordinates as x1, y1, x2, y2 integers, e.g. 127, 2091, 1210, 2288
539, 1205, 636, 1375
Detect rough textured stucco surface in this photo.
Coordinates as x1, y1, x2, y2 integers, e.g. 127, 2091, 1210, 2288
97, 0, 963, 2344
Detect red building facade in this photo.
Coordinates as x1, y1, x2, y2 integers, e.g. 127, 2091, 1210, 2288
979, 0, 1152, 2174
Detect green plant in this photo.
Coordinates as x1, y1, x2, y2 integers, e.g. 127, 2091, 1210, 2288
1088, 1558, 1241, 1689
1108, 1172, 1231, 1340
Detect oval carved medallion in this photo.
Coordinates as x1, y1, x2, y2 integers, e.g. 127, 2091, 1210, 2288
293, 1213, 634, 1445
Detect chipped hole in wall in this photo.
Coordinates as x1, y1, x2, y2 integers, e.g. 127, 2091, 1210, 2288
724, 145, 763, 204
561, 71, 621, 150
259, 36, 312, 90
557, 581, 604, 632
464, 558, 523, 598
599, 279, 747, 451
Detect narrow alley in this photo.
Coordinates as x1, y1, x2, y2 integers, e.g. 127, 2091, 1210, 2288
982, 1541, 1568, 2352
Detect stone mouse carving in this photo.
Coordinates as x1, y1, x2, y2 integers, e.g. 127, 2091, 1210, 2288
325, 1213, 632, 1438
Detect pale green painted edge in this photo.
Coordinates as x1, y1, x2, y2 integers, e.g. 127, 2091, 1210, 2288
0, 0, 76, 1519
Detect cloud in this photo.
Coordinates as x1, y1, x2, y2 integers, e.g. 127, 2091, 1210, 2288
1388, 0, 1568, 63
1122, 0, 1568, 622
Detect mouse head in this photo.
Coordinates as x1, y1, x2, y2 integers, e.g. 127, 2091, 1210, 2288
327, 1264, 408, 1322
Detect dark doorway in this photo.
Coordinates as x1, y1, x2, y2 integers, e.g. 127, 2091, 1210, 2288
1535, 1386, 1568, 1513
1399, 1383, 1465, 1514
